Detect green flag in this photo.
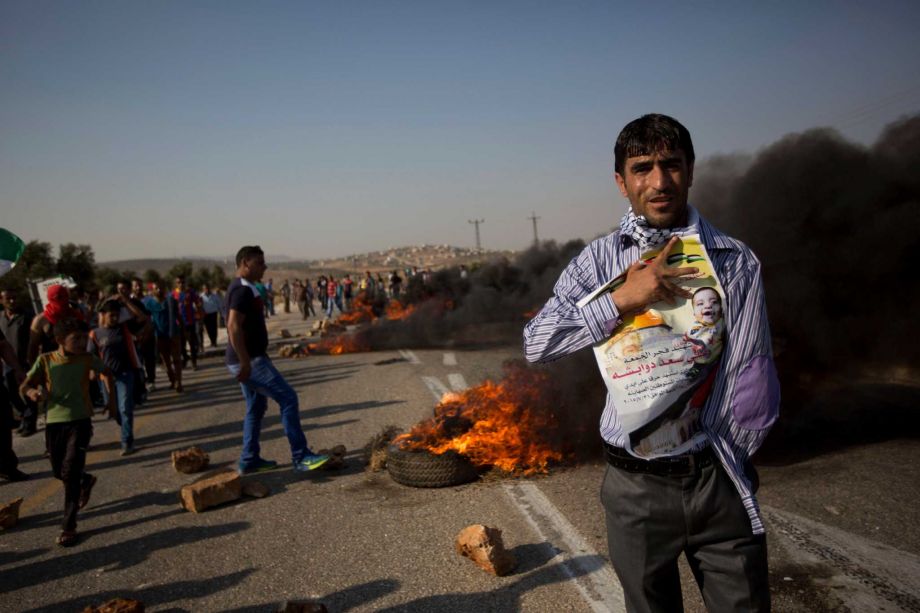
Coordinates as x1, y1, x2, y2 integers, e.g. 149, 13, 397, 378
0, 229, 25, 278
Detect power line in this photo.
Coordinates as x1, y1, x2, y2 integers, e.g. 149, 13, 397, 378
468, 219, 485, 252
527, 212, 540, 245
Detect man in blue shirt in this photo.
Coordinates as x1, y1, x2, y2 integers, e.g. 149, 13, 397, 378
524, 114, 779, 612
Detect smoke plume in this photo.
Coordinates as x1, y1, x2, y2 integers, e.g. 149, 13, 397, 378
693, 114, 920, 382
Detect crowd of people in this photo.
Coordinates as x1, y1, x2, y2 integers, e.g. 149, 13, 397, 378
0, 275, 232, 545
0, 262, 442, 548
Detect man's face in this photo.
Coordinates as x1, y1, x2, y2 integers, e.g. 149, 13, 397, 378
59, 331, 89, 355
202, 285, 210, 294
692, 289, 722, 325
117, 282, 130, 298
154, 283, 166, 299
241, 256, 267, 282
131, 280, 143, 295
101, 310, 119, 328
615, 149, 693, 229
0, 291, 15, 313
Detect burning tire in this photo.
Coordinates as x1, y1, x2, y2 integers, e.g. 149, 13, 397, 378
386, 444, 479, 488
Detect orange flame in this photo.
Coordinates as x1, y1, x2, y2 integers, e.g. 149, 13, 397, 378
385, 299, 416, 321
336, 296, 377, 326
307, 334, 370, 355
394, 363, 568, 474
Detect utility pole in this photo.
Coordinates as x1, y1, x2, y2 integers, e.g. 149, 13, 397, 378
528, 211, 540, 245
468, 219, 485, 253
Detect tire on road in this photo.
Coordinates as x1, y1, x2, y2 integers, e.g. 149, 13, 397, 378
386, 444, 479, 488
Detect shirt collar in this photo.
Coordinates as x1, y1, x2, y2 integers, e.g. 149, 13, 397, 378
691, 205, 737, 252
615, 204, 737, 253
240, 277, 260, 297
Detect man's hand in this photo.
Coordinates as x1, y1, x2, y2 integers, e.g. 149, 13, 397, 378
236, 360, 251, 383
26, 386, 47, 403
611, 236, 699, 315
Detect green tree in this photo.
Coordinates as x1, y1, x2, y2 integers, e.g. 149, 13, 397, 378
166, 261, 194, 286
95, 267, 125, 295
56, 243, 96, 290
0, 240, 55, 294
143, 269, 164, 287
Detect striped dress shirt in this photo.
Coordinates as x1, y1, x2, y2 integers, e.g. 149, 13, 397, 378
523, 205, 780, 534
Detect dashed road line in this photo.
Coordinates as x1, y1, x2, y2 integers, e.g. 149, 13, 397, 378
447, 373, 469, 392
421, 376, 449, 400
443, 352, 457, 366
504, 482, 626, 612
399, 349, 420, 364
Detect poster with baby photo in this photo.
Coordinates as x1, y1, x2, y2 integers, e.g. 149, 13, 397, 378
577, 234, 726, 459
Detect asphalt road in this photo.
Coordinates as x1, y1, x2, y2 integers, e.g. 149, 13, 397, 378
2, 309, 918, 612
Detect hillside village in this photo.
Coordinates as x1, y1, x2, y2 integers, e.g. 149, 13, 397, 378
102, 243, 517, 278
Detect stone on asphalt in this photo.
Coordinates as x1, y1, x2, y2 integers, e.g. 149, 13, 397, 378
317, 444, 347, 470
179, 470, 242, 513
171, 446, 210, 474
242, 480, 271, 498
81, 597, 145, 612
455, 524, 517, 577
0, 497, 23, 530
280, 328, 292, 338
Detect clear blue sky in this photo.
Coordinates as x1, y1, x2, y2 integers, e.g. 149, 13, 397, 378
2, 1, 919, 261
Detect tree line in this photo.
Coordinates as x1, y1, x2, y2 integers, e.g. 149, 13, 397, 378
0, 240, 231, 301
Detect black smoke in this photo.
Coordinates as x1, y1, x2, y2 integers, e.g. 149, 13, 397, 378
693, 114, 920, 381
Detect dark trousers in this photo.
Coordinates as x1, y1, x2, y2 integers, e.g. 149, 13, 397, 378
46, 418, 93, 531
181, 324, 199, 366
601, 457, 770, 613
5, 370, 37, 430
139, 337, 157, 384
0, 382, 19, 474
203, 313, 218, 347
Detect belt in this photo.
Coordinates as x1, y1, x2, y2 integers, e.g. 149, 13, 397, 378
604, 442, 714, 478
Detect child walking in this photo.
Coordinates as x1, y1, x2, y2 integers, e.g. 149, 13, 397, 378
90, 299, 140, 455
20, 317, 115, 547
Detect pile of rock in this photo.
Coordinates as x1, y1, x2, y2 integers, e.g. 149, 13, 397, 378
171, 446, 209, 474
179, 470, 244, 513
316, 445, 348, 470
81, 598, 144, 613
311, 320, 346, 337
278, 343, 309, 359
179, 470, 272, 513
0, 497, 23, 530
455, 524, 517, 576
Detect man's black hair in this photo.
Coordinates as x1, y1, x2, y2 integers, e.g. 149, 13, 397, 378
236, 245, 265, 268
614, 114, 695, 176
53, 317, 89, 339
98, 299, 122, 314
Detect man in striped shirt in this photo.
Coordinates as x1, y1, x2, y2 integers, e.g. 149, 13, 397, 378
524, 114, 779, 612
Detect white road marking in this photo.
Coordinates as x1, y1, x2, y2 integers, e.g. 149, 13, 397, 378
421, 376, 449, 401
398, 349, 420, 364
763, 505, 920, 611
504, 482, 626, 613
447, 373, 469, 392
443, 352, 457, 366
